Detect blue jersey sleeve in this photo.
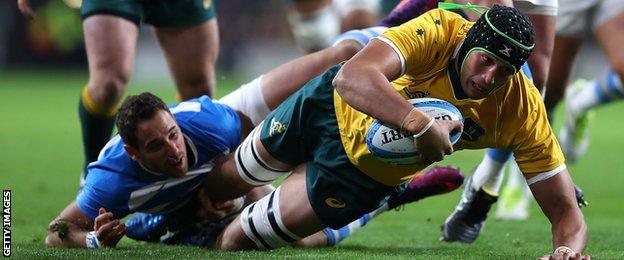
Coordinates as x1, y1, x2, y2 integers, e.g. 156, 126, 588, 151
76, 168, 132, 221
171, 96, 242, 155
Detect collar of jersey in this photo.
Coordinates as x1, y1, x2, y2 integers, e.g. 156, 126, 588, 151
448, 58, 469, 100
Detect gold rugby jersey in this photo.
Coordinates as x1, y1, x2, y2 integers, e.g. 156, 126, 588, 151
333, 9, 564, 186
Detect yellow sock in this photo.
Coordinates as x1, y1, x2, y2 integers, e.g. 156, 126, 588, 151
81, 86, 118, 117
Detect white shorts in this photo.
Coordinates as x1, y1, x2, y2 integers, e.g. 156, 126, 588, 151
217, 75, 270, 127
556, 0, 624, 37
513, 0, 558, 16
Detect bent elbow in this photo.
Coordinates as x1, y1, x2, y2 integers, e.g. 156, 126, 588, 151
332, 65, 357, 98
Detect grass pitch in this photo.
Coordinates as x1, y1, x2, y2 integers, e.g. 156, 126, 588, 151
1, 70, 623, 259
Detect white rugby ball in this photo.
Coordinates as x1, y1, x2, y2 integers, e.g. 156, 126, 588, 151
365, 98, 463, 165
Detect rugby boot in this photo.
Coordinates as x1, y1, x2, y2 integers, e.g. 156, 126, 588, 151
161, 215, 235, 248
441, 175, 497, 243
387, 166, 464, 209
378, 0, 438, 27
559, 79, 595, 163
575, 185, 589, 208
125, 213, 170, 242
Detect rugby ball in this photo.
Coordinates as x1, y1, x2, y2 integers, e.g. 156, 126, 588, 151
365, 98, 463, 165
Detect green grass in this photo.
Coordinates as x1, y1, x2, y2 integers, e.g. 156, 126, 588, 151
2, 70, 623, 259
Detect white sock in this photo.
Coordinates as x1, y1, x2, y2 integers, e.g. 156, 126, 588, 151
471, 154, 505, 196
323, 203, 388, 246
569, 70, 624, 116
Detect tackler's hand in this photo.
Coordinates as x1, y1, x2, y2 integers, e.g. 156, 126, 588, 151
93, 208, 126, 247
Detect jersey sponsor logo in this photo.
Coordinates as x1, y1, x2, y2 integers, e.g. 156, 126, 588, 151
460, 118, 484, 141
381, 129, 409, 145
403, 88, 430, 99
499, 44, 512, 57
268, 118, 286, 137
325, 198, 346, 208
380, 114, 453, 145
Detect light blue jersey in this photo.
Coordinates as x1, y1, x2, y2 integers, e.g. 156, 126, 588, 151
76, 96, 241, 221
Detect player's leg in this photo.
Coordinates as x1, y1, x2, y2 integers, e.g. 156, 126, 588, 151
558, 2, 624, 162
495, 160, 531, 220
217, 166, 325, 250
151, 1, 218, 99
219, 27, 385, 129
79, 14, 139, 173
287, 0, 340, 52
205, 67, 352, 204
333, 0, 380, 31
313, 165, 464, 247
542, 36, 583, 116
570, 1, 624, 115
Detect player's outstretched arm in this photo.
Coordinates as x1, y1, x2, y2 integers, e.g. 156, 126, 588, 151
529, 170, 589, 258
46, 201, 126, 248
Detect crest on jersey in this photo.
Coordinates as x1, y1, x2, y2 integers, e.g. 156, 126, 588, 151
269, 118, 286, 137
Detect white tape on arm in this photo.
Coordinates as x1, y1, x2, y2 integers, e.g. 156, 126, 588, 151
526, 164, 566, 185
554, 246, 575, 255
85, 231, 100, 249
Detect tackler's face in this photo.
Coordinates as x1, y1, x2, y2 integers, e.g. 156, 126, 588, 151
128, 110, 189, 178
460, 50, 515, 99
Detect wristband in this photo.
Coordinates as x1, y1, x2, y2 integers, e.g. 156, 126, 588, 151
412, 118, 435, 139
554, 246, 575, 255
399, 108, 417, 134
85, 231, 100, 249
400, 108, 432, 135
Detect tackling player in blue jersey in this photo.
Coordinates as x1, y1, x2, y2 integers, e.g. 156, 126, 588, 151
43, 36, 366, 248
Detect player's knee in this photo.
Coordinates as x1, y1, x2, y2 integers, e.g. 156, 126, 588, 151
93, 81, 126, 109
177, 74, 215, 100
239, 187, 302, 250
88, 67, 131, 108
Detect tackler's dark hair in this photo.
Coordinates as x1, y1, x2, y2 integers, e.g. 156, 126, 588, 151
116, 92, 170, 148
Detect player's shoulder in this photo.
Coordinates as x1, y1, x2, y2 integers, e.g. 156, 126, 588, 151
415, 8, 471, 30
171, 96, 241, 151
171, 95, 236, 122
394, 8, 472, 43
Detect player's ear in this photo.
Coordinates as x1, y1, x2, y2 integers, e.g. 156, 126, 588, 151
124, 144, 139, 161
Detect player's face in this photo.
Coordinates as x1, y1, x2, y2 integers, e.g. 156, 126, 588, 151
129, 110, 188, 178
459, 51, 514, 99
